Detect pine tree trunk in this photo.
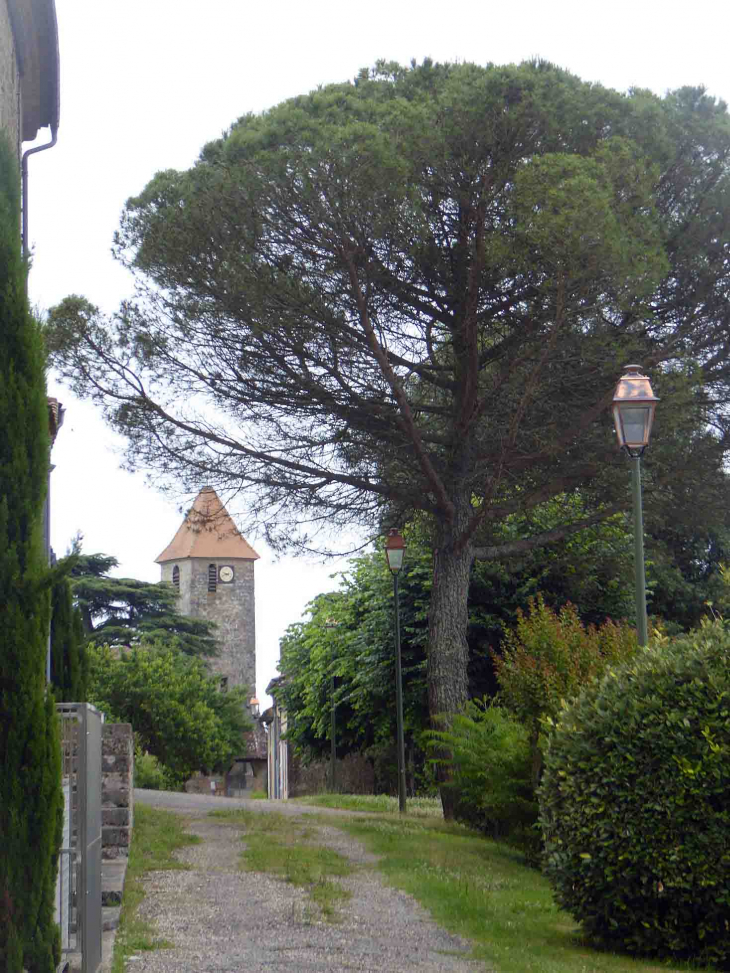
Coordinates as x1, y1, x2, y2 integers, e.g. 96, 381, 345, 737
428, 507, 474, 820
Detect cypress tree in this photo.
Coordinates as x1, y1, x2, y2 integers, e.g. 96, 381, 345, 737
0, 135, 63, 972
50, 574, 87, 702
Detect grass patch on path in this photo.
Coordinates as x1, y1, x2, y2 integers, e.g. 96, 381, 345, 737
294, 792, 443, 818
111, 804, 200, 973
327, 813, 709, 973
210, 808, 352, 920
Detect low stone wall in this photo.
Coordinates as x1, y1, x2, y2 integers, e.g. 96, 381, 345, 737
185, 759, 268, 798
291, 752, 376, 797
185, 773, 228, 797
102, 723, 134, 859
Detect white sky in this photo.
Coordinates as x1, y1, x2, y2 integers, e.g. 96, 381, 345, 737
26, 0, 730, 705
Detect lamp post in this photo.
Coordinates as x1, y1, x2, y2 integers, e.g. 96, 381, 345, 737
324, 617, 339, 793
612, 365, 659, 647
385, 528, 407, 814
330, 671, 337, 793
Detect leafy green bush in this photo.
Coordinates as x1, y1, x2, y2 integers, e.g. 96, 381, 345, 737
87, 642, 251, 781
493, 595, 638, 783
428, 700, 537, 851
133, 749, 170, 790
540, 620, 730, 967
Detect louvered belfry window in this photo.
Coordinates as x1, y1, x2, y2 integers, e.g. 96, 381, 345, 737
172, 565, 180, 590
208, 564, 217, 593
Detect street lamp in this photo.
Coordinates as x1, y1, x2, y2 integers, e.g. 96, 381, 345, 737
324, 616, 339, 793
612, 365, 659, 646
385, 528, 407, 814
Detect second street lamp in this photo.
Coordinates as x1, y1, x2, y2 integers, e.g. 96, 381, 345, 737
385, 528, 407, 814
324, 616, 339, 793
612, 364, 659, 647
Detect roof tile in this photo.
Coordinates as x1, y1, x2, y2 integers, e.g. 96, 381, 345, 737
155, 487, 260, 563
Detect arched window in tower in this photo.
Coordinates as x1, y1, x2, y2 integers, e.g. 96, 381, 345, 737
172, 565, 180, 590
208, 563, 217, 593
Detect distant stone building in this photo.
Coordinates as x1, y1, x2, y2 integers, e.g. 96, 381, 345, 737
263, 677, 291, 799
156, 486, 259, 697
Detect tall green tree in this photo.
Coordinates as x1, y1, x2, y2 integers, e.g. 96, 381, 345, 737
0, 136, 62, 973
66, 541, 218, 656
279, 546, 431, 764
48, 61, 730, 811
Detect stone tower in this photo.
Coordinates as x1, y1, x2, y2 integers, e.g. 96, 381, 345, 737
155, 487, 259, 694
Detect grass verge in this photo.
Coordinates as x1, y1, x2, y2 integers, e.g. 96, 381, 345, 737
110, 804, 200, 973
326, 813, 710, 973
293, 792, 443, 818
210, 808, 352, 920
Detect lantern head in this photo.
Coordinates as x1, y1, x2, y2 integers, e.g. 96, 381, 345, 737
612, 365, 659, 457
385, 528, 406, 573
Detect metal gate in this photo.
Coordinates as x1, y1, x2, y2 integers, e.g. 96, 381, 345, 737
57, 703, 103, 973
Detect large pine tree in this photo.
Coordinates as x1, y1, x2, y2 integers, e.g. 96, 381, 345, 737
0, 135, 63, 973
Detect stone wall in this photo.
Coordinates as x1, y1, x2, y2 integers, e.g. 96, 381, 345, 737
185, 759, 267, 798
102, 723, 134, 859
184, 773, 228, 797
0, 0, 21, 156
290, 753, 376, 798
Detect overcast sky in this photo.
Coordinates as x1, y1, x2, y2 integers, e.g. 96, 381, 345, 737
26, 0, 730, 704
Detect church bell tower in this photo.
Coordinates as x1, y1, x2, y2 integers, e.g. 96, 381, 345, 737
155, 487, 259, 694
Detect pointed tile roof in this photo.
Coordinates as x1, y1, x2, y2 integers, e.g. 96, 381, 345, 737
155, 487, 260, 563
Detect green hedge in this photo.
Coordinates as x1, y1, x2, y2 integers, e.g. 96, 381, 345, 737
540, 620, 730, 967
0, 134, 62, 973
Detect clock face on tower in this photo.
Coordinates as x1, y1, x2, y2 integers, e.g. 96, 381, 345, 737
218, 565, 235, 584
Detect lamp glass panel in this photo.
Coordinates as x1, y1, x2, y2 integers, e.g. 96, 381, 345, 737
386, 548, 404, 572
619, 404, 650, 446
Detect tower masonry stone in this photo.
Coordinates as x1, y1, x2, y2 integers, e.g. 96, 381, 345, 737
156, 488, 259, 696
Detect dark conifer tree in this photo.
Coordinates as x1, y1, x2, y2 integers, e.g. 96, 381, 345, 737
50, 574, 87, 702
66, 542, 218, 657
0, 135, 63, 973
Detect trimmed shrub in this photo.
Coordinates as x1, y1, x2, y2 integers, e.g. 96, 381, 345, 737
0, 134, 62, 973
540, 620, 730, 967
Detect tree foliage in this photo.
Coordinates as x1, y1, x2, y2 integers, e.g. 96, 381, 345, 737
278, 543, 431, 764
494, 595, 638, 783
47, 61, 730, 810
87, 642, 251, 784
278, 516, 634, 764
0, 135, 62, 973
67, 541, 218, 656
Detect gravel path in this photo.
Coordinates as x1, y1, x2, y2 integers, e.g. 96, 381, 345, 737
129, 789, 488, 973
